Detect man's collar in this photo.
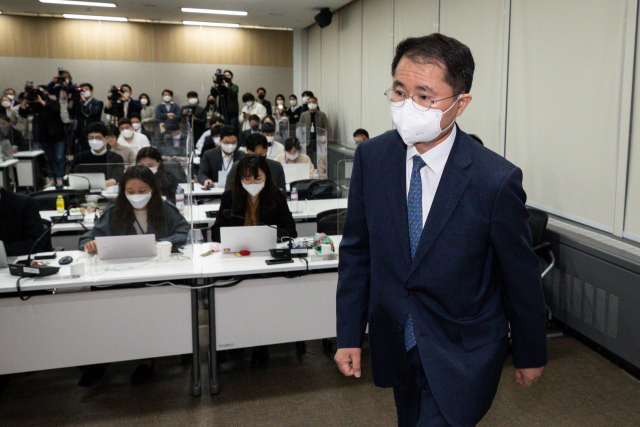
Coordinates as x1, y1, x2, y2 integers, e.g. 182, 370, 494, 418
406, 125, 457, 175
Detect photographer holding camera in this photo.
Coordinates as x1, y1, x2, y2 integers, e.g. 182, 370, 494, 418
68, 83, 104, 152
46, 69, 74, 137
210, 70, 239, 128
181, 91, 207, 142
104, 84, 142, 121
18, 85, 66, 187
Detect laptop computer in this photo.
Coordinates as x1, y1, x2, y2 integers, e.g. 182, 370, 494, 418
69, 173, 107, 191
282, 163, 310, 184
220, 226, 277, 253
95, 235, 157, 260
0, 241, 8, 268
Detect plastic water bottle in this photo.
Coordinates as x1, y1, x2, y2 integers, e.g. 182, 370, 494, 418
313, 169, 319, 179
291, 187, 298, 212
175, 185, 185, 212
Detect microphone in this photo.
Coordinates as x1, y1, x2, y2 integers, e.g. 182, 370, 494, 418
222, 209, 306, 258
9, 208, 73, 278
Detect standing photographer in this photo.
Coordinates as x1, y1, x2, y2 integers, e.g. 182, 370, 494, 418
19, 86, 66, 186
46, 69, 74, 139
181, 91, 207, 142
218, 70, 239, 128
104, 84, 142, 121
68, 83, 104, 153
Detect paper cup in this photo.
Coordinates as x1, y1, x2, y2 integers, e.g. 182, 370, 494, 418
157, 241, 172, 262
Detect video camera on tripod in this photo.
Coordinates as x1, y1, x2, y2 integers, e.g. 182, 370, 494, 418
108, 85, 125, 102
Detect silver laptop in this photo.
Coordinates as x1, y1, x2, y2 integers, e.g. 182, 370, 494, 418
69, 173, 107, 190
0, 241, 8, 268
220, 226, 277, 253
95, 235, 157, 260
282, 163, 310, 184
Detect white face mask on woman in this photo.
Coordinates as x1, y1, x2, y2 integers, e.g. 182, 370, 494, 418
213, 137, 221, 146
285, 152, 299, 161
132, 123, 142, 130
290, 99, 297, 107
1, 101, 11, 108
242, 182, 265, 197
140, 98, 148, 106
276, 100, 284, 106
149, 166, 158, 174
126, 192, 152, 209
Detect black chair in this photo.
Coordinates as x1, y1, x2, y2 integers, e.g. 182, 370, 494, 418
289, 179, 314, 200
316, 208, 347, 235
29, 190, 83, 212
307, 179, 339, 200
527, 207, 556, 329
40, 218, 64, 252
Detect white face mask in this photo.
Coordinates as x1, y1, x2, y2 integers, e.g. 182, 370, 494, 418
391, 96, 461, 146
172, 133, 182, 141
286, 152, 299, 161
245, 101, 253, 108
188, 98, 198, 106
82, 90, 92, 99
88, 138, 105, 151
121, 129, 134, 139
307, 103, 318, 111
221, 143, 237, 154
355, 137, 363, 145
163, 95, 172, 103
126, 192, 152, 209
1, 101, 11, 108
242, 182, 265, 197
266, 136, 275, 143
302, 96, 309, 104
149, 166, 158, 174
289, 100, 297, 107
6, 94, 14, 100
213, 136, 221, 146
140, 98, 148, 106
132, 122, 142, 130
276, 100, 284, 106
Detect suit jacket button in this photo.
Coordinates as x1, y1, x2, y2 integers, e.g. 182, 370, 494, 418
397, 326, 403, 333
408, 290, 415, 297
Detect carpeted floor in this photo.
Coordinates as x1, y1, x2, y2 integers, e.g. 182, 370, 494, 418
1, 333, 639, 426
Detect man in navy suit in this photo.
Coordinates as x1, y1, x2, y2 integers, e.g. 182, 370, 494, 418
335, 34, 547, 427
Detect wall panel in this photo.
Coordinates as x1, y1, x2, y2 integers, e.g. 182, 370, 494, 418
337, 0, 363, 143
321, 16, 340, 139
202, 27, 249, 66
45, 18, 102, 60
307, 25, 323, 97
0, 16, 47, 58
624, 7, 640, 242
440, 0, 507, 154
393, 0, 439, 47
152, 24, 203, 64
100, 21, 154, 62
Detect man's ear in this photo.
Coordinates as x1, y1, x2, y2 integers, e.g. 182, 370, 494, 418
455, 94, 472, 117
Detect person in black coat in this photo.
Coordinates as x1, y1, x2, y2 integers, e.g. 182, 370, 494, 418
181, 91, 208, 143
136, 146, 181, 204
198, 125, 245, 187
286, 94, 303, 124
0, 115, 27, 152
68, 83, 104, 153
104, 84, 142, 120
72, 122, 125, 186
256, 87, 272, 117
0, 187, 46, 256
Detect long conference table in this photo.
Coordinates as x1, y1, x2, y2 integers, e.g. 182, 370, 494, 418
0, 239, 341, 396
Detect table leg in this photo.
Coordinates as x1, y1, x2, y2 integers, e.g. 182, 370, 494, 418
208, 284, 219, 395
30, 158, 38, 191
1, 168, 11, 190
191, 287, 201, 397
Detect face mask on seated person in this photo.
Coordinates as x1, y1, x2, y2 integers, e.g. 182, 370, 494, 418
302, 96, 309, 104
285, 152, 299, 161
121, 129, 134, 139
266, 136, 275, 145
213, 136, 221, 146
132, 123, 141, 131
290, 100, 297, 107
6, 94, 14, 101
88, 139, 104, 151
250, 124, 259, 132
1, 101, 11, 108
307, 103, 318, 110
140, 98, 148, 106
221, 143, 237, 154
242, 182, 265, 197
189, 98, 198, 106
126, 192, 152, 209
163, 96, 172, 103
149, 166, 158, 174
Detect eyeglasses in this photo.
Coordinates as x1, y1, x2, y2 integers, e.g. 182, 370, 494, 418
385, 88, 460, 112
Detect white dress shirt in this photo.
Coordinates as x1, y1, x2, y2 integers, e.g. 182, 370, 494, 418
118, 131, 150, 155
266, 141, 285, 159
405, 126, 457, 227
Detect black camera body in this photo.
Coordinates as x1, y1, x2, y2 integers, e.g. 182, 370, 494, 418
24, 82, 40, 103
108, 85, 124, 102
68, 84, 82, 103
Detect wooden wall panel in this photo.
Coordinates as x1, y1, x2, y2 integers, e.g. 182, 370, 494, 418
0, 16, 47, 58
201, 27, 249, 65
45, 18, 102, 60
246, 29, 293, 67
100, 21, 154, 62
152, 24, 203, 64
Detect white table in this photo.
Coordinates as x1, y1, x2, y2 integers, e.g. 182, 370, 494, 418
183, 182, 291, 198
0, 159, 19, 190
14, 150, 45, 188
0, 246, 204, 396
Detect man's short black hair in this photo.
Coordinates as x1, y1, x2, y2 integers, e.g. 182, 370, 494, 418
224, 70, 233, 77
219, 125, 237, 140
391, 33, 475, 94
302, 91, 314, 97
210, 116, 225, 126
4, 88, 15, 95
80, 83, 93, 91
118, 118, 132, 128
353, 128, 369, 138
248, 114, 260, 123
261, 123, 276, 134
130, 112, 141, 120
211, 124, 223, 136
162, 89, 173, 97
289, 94, 298, 100
165, 120, 181, 132
187, 91, 198, 98
121, 84, 132, 92
87, 121, 107, 136
245, 134, 268, 152
242, 92, 255, 103
257, 87, 266, 93
107, 124, 120, 138
284, 137, 301, 152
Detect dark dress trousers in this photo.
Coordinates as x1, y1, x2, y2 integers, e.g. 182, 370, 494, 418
0, 188, 46, 256
336, 127, 547, 426
211, 189, 297, 242
197, 147, 245, 184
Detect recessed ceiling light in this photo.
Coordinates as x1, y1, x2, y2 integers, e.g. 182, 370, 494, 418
40, 0, 117, 7
183, 21, 240, 28
63, 14, 127, 21
181, 8, 247, 16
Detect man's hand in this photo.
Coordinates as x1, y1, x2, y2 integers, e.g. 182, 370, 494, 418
37, 95, 46, 106
105, 179, 116, 187
335, 348, 362, 378
515, 367, 544, 387
203, 180, 214, 189
84, 240, 97, 253
167, 112, 175, 119
242, 111, 249, 119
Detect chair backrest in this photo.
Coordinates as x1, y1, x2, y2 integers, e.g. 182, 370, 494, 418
527, 207, 549, 247
40, 218, 54, 252
316, 208, 348, 235
307, 179, 339, 200
289, 179, 315, 200
29, 190, 82, 212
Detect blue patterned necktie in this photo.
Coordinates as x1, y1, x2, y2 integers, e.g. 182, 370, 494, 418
405, 154, 426, 351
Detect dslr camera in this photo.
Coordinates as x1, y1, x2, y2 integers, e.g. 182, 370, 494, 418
24, 82, 41, 103
108, 85, 124, 102
67, 84, 82, 103
52, 68, 67, 84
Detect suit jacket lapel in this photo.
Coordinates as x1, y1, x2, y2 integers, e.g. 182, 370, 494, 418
383, 131, 412, 269
409, 129, 472, 277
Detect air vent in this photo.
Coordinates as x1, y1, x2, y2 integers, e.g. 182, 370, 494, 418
607, 296, 619, 338
572, 277, 582, 318
596, 288, 606, 332
563, 272, 572, 314
583, 283, 594, 325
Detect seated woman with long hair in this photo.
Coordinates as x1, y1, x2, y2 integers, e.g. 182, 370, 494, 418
136, 146, 181, 204
77, 165, 189, 387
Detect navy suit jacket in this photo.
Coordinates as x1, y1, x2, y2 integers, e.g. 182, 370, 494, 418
336, 127, 547, 426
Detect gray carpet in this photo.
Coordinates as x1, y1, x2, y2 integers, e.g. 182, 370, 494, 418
1, 334, 639, 426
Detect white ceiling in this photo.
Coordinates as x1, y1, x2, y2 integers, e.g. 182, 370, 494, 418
0, 0, 351, 29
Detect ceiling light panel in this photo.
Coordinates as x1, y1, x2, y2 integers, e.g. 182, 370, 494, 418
181, 8, 247, 16
63, 14, 127, 21
40, 0, 117, 7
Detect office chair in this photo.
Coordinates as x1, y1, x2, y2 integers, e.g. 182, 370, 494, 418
29, 190, 82, 211
307, 179, 340, 200
316, 208, 347, 235
40, 218, 64, 252
527, 207, 556, 329
289, 179, 314, 200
